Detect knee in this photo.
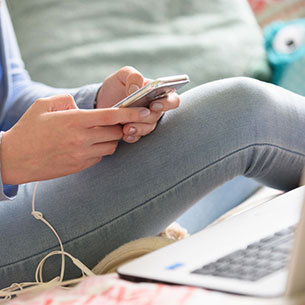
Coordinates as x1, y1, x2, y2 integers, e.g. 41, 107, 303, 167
225, 77, 274, 109
219, 77, 278, 127
180, 76, 279, 136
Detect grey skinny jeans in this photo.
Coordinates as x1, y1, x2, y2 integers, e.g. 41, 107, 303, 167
1, 77, 305, 288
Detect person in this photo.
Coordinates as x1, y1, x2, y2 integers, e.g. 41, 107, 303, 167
1, 0, 305, 289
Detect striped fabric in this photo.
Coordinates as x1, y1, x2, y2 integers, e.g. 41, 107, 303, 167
248, 0, 305, 27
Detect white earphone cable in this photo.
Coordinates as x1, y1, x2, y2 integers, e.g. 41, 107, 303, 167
0, 181, 95, 301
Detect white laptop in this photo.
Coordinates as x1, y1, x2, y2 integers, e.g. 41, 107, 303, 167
118, 183, 305, 297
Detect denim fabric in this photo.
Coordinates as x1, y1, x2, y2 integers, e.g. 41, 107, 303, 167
177, 176, 260, 234
1, 77, 305, 288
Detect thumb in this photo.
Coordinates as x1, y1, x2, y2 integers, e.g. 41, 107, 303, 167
127, 83, 141, 95
38, 94, 79, 112
127, 77, 151, 95
125, 71, 145, 96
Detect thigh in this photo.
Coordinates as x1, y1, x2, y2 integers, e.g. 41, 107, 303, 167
1, 77, 305, 287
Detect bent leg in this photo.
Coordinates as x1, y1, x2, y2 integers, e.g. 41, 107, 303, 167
177, 176, 261, 234
1, 77, 305, 287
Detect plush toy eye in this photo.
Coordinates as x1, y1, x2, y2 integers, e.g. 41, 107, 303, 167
272, 25, 305, 54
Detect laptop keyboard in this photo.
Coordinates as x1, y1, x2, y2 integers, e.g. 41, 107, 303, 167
191, 225, 296, 282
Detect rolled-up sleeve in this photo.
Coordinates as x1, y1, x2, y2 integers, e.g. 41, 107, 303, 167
0, 1, 102, 201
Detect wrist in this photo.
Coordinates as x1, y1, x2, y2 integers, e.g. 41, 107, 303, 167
94, 85, 102, 109
0, 131, 13, 184
0, 133, 9, 185
95, 84, 103, 109
0, 130, 27, 185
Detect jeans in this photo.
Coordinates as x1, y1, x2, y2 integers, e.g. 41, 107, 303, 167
1, 77, 305, 288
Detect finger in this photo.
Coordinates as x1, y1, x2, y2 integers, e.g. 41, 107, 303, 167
150, 93, 180, 112
127, 75, 144, 95
87, 125, 123, 145
123, 122, 157, 137
36, 94, 78, 112
87, 141, 119, 158
122, 135, 141, 143
80, 157, 103, 171
116, 66, 145, 96
77, 108, 160, 128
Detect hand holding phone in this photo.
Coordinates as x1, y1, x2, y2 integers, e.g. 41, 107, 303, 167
112, 74, 190, 108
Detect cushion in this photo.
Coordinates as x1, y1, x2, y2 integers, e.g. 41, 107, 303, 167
7, 0, 271, 90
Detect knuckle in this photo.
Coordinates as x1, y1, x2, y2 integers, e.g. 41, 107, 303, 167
77, 133, 86, 145
122, 108, 134, 123
95, 156, 103, 163
34, 98, 45, 105
70, 151, 85, 163
83, 157, 102, 171
59, 117, 78, 132
33, 98, 48, 108
76, 163, 89, 173
121, 65, 133, 72
62, 93, 74, 102
150, 123, 157, 132
69, 133, 86, 147
64, 153, 88, 173
120, 110, 135, 123
147, 113, 158, 124
127, 111, 136, 122
142, 125, 154, 136
68, 161, 83, 174
107, 142, 118, 155
55, 93, 75, 105
114, 125, 123, 138
65, 118, 78, 129
102, 111, 115, 125
175, 95, 181, 108
127, 111, 135, 122
117, 66, 133, 80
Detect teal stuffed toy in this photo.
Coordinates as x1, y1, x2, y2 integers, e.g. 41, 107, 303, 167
264, 19, 305, 96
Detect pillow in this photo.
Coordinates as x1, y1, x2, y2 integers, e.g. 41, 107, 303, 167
7, 0, 271, 90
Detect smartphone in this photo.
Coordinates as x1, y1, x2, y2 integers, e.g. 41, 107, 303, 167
112, 74, 190, 108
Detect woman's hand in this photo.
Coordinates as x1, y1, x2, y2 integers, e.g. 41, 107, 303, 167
96, 66, 180, 143
0, 94, 158, 185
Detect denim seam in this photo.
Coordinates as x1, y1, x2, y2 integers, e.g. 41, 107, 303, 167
2, 142, 305, 269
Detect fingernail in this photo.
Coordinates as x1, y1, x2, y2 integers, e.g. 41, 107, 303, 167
128, 127, 137, 135
151, 102, 163, 111
127, 136, 135, 141
128, 84, 140, 95
140, 108, 150, 117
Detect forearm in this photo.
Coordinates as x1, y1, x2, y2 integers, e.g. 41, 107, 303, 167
1, 79, 101, 131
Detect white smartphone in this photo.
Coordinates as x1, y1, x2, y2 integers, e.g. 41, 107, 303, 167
112, 74, 190, 108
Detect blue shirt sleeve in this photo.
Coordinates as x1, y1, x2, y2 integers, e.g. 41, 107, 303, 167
0, 1, 102, 201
